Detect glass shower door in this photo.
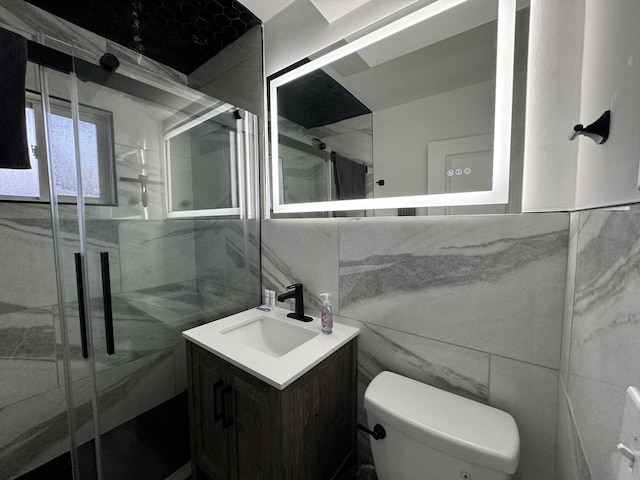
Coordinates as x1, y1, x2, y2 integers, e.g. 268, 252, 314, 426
38, 53, 103, 479
69, 54, 260, 480
1, 29, 259, 480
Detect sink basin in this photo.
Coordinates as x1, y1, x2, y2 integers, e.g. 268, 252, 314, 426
221, 316, 318, 357
182, 306, 360, 389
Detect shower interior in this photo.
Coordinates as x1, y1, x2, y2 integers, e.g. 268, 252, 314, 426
0, 25, 260, 480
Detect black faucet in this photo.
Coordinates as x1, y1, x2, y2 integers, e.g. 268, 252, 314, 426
277, 283, 313, 322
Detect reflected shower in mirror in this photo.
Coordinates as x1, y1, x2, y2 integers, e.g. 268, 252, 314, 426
270, 0, 529, 217
165, 105, 250, 218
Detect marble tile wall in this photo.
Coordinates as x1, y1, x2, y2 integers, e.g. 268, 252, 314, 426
557, 207, 640, 480
261, 213, 569, 480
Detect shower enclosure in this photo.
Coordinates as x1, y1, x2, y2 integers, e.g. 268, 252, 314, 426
0, 28, 260, 480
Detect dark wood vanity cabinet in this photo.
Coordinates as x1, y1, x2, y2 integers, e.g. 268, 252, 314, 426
186, 339, 357, 480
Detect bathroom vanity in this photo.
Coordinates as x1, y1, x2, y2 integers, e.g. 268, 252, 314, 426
183, 307, 359, 480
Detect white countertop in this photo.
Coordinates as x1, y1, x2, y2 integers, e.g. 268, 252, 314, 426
182, 306, 360, 390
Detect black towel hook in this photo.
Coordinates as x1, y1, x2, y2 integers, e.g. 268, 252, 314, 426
569, 110, 610, 144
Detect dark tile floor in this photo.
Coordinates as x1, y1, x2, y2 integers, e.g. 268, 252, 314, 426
18, 392, 190, 480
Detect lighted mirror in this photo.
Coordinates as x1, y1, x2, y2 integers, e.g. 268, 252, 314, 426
269, 0, 529, 216
164, 103, 249, 218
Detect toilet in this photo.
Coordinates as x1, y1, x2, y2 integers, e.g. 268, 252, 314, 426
364, 371, 520, 480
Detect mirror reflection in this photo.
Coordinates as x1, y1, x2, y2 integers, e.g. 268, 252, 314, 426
271, 0, 529, 217
165, 105, 247, 217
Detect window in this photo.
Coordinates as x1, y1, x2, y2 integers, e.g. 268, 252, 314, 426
0, 92, 116, 205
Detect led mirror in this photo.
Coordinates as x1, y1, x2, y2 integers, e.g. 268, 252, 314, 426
270, 0, 527, 215
164, 104, 248, 218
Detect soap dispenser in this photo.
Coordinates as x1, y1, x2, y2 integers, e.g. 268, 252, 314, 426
320, 293, 333, 334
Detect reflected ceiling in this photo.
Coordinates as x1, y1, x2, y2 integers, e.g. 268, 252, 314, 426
23, 0, 261, 74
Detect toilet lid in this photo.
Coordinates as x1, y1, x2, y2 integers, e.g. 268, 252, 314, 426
364, 371, 519, 474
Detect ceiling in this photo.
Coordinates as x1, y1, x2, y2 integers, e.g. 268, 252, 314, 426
23, 0, 261, 74
238, 0, 376, 23
236, 0, 295, 22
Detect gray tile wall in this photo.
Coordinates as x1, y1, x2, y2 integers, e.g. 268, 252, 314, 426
556, 207, 640, 480
262, 213, 569, 480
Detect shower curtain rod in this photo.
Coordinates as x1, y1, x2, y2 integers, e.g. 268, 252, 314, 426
26, 39, 210, 117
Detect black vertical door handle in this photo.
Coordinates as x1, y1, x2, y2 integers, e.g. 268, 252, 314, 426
74, 253, 89, 359
213, 380, 224, 421
221, 385, 234, 429
100, 252, 115, 355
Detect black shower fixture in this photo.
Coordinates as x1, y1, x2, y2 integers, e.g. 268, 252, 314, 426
23, 0, 261, 74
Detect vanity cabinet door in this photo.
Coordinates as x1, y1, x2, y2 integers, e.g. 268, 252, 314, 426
188, 343, 275, 480
226, 372, 275, 480
189, 346, 232, 480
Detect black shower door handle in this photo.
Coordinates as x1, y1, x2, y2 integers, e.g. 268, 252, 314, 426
74, 253, 89, 359
100, 252, 115, 355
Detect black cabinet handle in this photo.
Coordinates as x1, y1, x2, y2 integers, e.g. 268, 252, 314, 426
213, 380, 224, 421
221, 385, 234, 429
74, 253, 89, 359
100, 252, 115, 355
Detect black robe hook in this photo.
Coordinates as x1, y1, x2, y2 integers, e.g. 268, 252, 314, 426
569, 110, 610, 144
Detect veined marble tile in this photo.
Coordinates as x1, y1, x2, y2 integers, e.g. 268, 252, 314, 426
75, 78, 167, 153
0, 217, 57, 308
54, 214, 123, 304
0, 383, 74, 479
108, 146, 165, 221
555, 383, 593, 480
262, 219, 341, 314
119, 220, 196, 292
96, 349, 177, 435
194, 220, 230, 284
0, 202, 51, 221
570, 210, 640, 386
340, 316, 489, 403
197, 58, 264, 118
339, 214, 568, 368
489, 356, 559, 480
323, 129, 373, 166
224, 219, 261, 292
196, 279, 261, 323
560, 211, 581, 382
0, 308, 58, 409
54, 294, 183, 384
174, 342, 188, 394
118, 280, 206, 331
567, 373, 626, 480
189, 26, 261, 90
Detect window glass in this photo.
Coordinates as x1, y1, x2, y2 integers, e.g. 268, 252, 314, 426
0, 107, 40, 197
49, 113, 100, 198
0, 95, 114, 204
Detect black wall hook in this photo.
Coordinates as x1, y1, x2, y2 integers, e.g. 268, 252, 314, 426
569, 110, 611, 144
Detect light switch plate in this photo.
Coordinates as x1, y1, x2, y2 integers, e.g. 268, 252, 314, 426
616, 387, 640, 480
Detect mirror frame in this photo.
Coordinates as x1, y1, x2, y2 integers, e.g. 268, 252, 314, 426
269, 0, 517, 214
164, 103, 248, 218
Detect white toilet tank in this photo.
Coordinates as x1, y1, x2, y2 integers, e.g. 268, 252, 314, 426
364, 371, 520, 480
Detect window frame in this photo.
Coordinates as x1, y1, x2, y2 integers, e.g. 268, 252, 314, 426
0, 91, 117, 206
